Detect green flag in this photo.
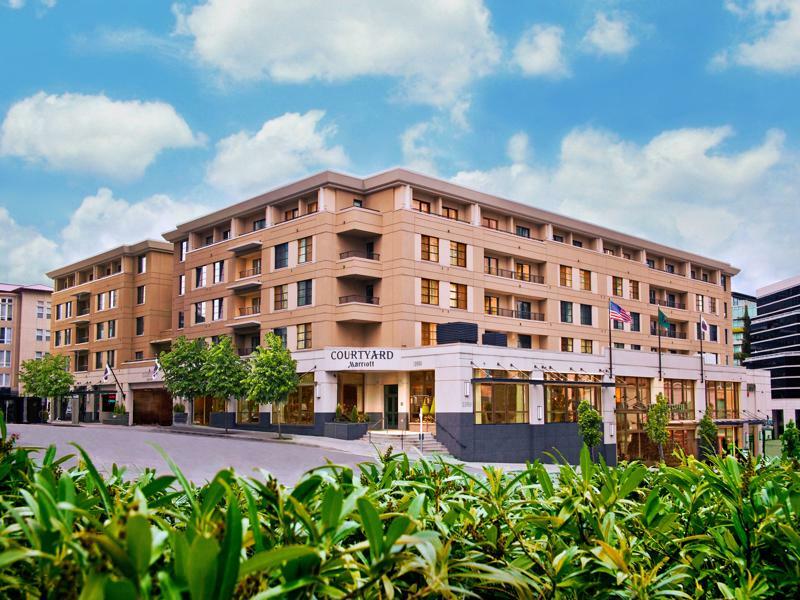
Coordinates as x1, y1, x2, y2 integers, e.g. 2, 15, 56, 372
657, 309, 669, 330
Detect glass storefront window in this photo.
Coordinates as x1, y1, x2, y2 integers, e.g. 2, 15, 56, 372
474, 369, 529, 424
410, 370, 435, 423
664, 379, 696, 420
615, 377, 651, 462
276, 373, 315, 425
101, 392, 117, 412
544, 373, 601, 423
237, 398, 260, 424
338, 372, 364, 415
705, 381, 739, 419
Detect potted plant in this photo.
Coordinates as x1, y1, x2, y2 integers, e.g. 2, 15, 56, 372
325, 404, 370, 440
103, 399, 129, 426
173, 402, 188, 425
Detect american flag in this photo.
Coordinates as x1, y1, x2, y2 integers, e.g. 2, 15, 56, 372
609, 300, 632, 323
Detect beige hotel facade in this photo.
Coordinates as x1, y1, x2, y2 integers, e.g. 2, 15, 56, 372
49, 169, 771, 463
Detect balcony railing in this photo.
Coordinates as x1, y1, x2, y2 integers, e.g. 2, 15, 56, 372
238, 267, 262, 279
339, 295, 379, 305
485, 307, 545, 321
648, 264, 685, 276
650, 299, 687, 310
650, 325, 687, 339
412, 206, 471, 223
484, 266, 544, 284
708, 409, 740, 420
339, 250, 380, 260
239, 305, 261, 316
237, 347, 255, 356
77, 306, 90, 316
76, 335, 89, 344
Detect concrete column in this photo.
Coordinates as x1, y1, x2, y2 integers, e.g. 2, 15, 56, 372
71, 395, 79, 425
531, 368, 545, 424
398, 371, 410, 430
601, 376, 616, 445
124, 383, 133, 426
315, 370, 337, 414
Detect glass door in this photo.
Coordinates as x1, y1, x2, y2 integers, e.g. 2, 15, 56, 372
384, 385, 398, 429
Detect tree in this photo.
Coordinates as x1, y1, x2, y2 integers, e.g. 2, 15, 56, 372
740, 306, 752, 363
645, 393, 670, 462
243, 332, 299, 439
159, 337, 207, 416
201, 336, 248, 433
577, 399, 603, 461
19, 355, 74, 420
781, 420, 800, 461
698, 412, 719, 459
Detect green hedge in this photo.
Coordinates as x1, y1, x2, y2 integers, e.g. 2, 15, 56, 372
1, 413, 799, 599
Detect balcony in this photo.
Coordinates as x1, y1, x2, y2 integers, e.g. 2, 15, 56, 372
709, 408, 740, 420
648, 264, 685, 277
238, 267, 262, 279
484, 266, 544, 284
237, 346, 255, 356
228, 279, 261, 293
412, 206, 472, 224
339, 295, 379, 305
650, 298, 687, 310
230, 240, 263, 255
76, 335, 89, 345
650, 325, 687, 339
339, 250, 380, 260
485, 307, 545, 321
239, 305, 261, 317
336, 206, 383, 236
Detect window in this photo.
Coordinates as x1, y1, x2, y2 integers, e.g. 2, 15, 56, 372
0, 350, 10, 367
54, 330, 61, 346
195, 266, 207, 288
421, 279, 439, 305
580, 304, 592, 326
631, 312, 640, 332
553, 234, 564, 243
95, 351, 104, 370
205, 235, 214, 246
177, 311, 185, 329
450, 283, 467, 309
413, 199, 430, 213
630, 280, 639, 300
545, 373, 600, 423
297, 323, 312, 349
710, 324, 718, 342
180, 240, 188, 261
96, 293, 106, 311
273, 327, 287, 347
307, 201, 318, 214
696, 295, 705, 311
253, 218, 266, 231
614, 342, 625, 349
484, 256, 499, 276
36, 300, 45, 319
515, 263, 532, 282
560, 301, 573, 323
275, 243, 289, 269
560, 265, 572, 287
614, 319, 624, 330
0, 373, 8, 387
572, 239, 583, 248
665, 379, 696, 420
135, 316, 145, 336
561, 337, 573, 352
33, 328, 44, 341
421, 322, 437, 346
64, 329, 72, 345
213, 260, 225, 284
474, 370, 529, 424
136, 285, 146, 305
579, 269, 592, 291
709, 297, 717, 313
221, 229, 231, 240
134, 351, 144, 361
178, 275, 186, 296
705, 381, 739, 419
284, 208, 299, 221
109, 290, 118, 308
516, 225, 530, 238
450, 241, 466, 267
612, 276, 623, 296
96, 322, 105, 340
274, 285, 288, 310
108, 320, 116, 338
298, 237, 313, 263
210, 298, 223, 321
421, 235, 439, 262
275, 373, 315, 425
518, 334, 532, 349
581, 339, 593, 354
137, 255, 147, 274
352, 199, 363, 208
297, 280, 313, 306
647, 258, 655, 268
482, 216, 499, 230
443, 206, 459, 220
484, 295, 499, 315
516, 300, 533, 319
194, 303, 206, 324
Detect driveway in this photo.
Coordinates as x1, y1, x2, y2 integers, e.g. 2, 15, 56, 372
9, 423, 375, 485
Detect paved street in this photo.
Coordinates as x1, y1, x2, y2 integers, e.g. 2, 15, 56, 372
9, 424, 375, 484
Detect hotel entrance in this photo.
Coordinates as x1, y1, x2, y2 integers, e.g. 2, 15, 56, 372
384, 384, 398, 429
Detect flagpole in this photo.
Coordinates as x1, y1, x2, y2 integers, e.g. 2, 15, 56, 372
657, 319, 663, 381
107, 364, 126, 405
699, 324, 705, 383
608, 308, 613, 377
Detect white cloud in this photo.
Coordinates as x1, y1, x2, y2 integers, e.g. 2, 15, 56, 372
452, 125, 795, 291
0, 92, 202, 180
205, 110, 349, 198
513, 25, 570, 78
176, 0, 501, 107
0, 189, 209, 285
401, 122, 439, 175
714, 0, 800, 72
582, 12, 637, 57
8, 0, 25, 8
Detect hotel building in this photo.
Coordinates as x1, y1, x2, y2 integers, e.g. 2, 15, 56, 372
47, 241, 174, 425
747, 276, 800, 436
158, 169, 769, 463
732, 292, 757, 366
0, 283, 52, 422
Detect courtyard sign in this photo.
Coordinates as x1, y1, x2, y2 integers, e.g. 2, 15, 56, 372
323, 348, 400, 370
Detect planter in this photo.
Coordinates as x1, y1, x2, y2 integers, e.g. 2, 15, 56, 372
173, 412, 188, 425
102, 413, 129, 426
324, 421, 368, 440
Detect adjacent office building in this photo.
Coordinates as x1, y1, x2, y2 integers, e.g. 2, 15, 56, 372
0, 283, 52, 421
47, 241, 174, 425
156, 168, 769, 463
747, 276, 800, 436
732, 292, 757, 366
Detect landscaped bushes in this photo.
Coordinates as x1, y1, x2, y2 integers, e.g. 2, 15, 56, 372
1, 412, 799, 598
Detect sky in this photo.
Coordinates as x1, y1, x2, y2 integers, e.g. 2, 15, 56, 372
1, 0, 799, 294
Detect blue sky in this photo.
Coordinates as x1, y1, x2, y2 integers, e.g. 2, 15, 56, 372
1, 0, 799, 293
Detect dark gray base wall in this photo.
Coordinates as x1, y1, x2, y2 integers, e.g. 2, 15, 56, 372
437, 413, 616, 465
209, 411, 335, 437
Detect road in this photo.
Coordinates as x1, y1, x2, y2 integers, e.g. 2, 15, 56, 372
8, 423, 375, 485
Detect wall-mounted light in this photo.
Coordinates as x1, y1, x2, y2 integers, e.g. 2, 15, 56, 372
464, 382, 471, 397
315, 382, 321, 399
609, 422, 616, 438
537, 406, 543, 421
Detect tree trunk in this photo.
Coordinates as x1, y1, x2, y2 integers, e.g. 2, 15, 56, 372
276, 405, 283, 439
658, 443, 665, 462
